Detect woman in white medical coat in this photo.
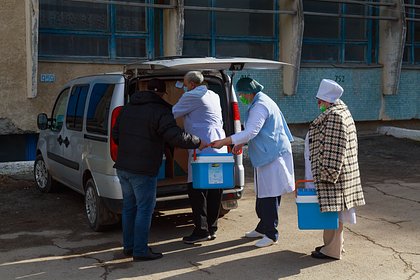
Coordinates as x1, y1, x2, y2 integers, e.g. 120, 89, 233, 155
211, 77, 295, 248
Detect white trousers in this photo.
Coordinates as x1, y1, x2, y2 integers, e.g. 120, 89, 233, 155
320, 221, 344, 259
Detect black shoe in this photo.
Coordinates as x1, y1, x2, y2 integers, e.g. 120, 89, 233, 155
123, 249, 133, 257
183, 234, 211, 244
210, 233, 217, 240
311, 251, 336, 260
133, 247, 163, 261
315, 245, 345, 253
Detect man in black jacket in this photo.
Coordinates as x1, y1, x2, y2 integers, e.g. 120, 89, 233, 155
112, 78, 205, 261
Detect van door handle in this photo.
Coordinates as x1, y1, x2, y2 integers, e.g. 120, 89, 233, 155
57, 135, 63, 145
63, 137, 70, 148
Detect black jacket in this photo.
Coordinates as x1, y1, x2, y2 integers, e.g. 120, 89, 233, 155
112, 91, 201, 176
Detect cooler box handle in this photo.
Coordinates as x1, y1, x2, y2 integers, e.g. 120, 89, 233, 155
294, 179, 314, 197
193, 145, 232, 161
295, 179, 314, 189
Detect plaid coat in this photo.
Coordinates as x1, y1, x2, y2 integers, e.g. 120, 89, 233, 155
308, 100, 365, 212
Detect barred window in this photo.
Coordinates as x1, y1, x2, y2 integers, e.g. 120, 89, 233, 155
403, 0, 420, 64
302, 0, 378, 64
39, 0, 157, 61
183, 0, 279, 60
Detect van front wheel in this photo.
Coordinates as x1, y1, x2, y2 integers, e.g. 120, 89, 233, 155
84, 178, 115, 231
34, 154, 58, 193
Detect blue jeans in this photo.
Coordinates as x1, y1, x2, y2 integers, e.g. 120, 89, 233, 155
117, 169, 157, 256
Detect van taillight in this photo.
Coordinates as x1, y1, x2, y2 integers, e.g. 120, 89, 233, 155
232, 102, 240, 121
232, 102, 242, 133
110, 106, 123, 162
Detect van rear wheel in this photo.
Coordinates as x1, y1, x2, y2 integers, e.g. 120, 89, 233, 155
34, 154, 58, 193
84, 178, 117, 231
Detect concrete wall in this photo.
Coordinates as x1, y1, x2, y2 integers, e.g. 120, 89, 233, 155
0, 1, 178, 135
1, 55, 123, 134
235, 67, 419, 124
388, 69, 420, 120
0, 2, 122, 134
163, 0, 184, 56
279, 0, 303, 96
33, 65, 419, 127
0, 1, 419, 137
0, 0, 30, 134
35, 62, 123, 121
378, 0, 406, 96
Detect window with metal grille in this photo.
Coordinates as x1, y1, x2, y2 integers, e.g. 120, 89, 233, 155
39, 0, 157, 61
302, 0, 379, 64
183, 0, 279, 60
403, 0, 420, 64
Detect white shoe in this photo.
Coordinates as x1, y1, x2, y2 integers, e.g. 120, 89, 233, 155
244, 230, 264, 238
255, 236, 277, 248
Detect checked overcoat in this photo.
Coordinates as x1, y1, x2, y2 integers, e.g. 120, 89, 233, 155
308, 100, 365, 212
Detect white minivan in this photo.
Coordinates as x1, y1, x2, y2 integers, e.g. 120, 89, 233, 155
34, 57, 286, 231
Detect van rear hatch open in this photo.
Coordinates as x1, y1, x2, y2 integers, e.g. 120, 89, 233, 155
124, 57, 291, 75
123, 57, 291, 209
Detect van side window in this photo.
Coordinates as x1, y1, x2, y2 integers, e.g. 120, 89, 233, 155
86, 83, 115, 135
66, 85, 89, 131
51, 88, 70, 132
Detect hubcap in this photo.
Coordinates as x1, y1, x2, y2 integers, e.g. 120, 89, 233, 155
35, 159, 48, 189
85, 185, 97, 225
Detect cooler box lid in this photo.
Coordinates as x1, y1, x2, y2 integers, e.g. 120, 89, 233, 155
192, 153, 234, 164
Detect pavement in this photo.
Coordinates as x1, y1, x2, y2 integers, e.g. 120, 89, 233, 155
0, 125, 419, 280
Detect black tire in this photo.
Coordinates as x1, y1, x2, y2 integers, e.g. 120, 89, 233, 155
34, 154, 58, 193
84, 178, 118, 231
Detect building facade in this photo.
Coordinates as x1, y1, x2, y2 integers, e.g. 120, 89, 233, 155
0, 0, 419, 161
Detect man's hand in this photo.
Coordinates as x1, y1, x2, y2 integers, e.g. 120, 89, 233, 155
198, 140, 207, 151
210, 137, 232, 149
210, 139, 224, 149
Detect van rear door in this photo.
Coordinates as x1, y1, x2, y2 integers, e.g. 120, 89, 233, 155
124, 57, 290, 74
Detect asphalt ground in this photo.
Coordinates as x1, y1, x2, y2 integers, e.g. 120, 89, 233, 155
0, 133, 419, 280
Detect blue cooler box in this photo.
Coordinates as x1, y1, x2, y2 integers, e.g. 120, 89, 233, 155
191, 153, 234, 189
296, 188, 339, 230
157, 155, 166, 180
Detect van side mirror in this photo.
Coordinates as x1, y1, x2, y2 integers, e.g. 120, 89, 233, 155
37, 113, 49, 130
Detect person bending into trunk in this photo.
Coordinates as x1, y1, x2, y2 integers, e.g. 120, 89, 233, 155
172, 71, 228, 244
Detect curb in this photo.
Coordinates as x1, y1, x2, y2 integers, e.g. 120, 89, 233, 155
377, 126, 420, 142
